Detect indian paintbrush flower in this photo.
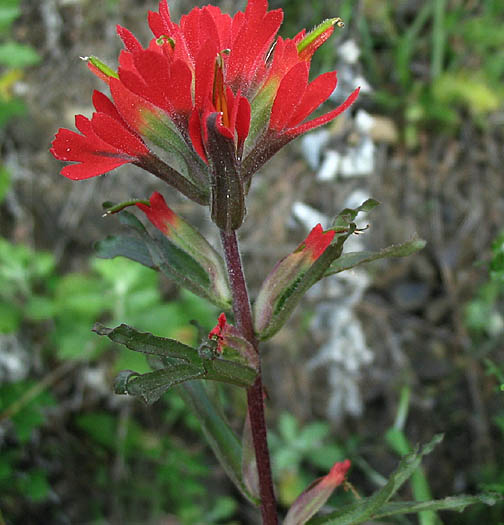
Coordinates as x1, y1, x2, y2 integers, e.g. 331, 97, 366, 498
51, 0, 359, 230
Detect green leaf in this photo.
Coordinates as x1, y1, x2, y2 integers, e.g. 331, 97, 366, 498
0, 97, 26, 127
151, 232, 211, 290
308, 434, 444, 524
256, 227, 353, 340
18, 469, 50, 503
202, 357, 257, 387
95, 235, 156, 269
93, 323, 202, 364
176, 379, 259, 505
308, 493, 502, 524
0, 380, 56, 443
0, 300, 22, 333
0, 5, 20, 34
0, 165, 11, 203
113, 369, 140, 394
126, 365, 206, 404
25, 295, 57, 321
0, 42, 41, 67
105, 210, 231, 309
54, 274, 108, 319
96, 323, 257, 395
332, 199, 380, 229
325, 238, 427, 277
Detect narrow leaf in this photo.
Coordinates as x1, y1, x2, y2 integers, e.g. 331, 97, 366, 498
307, 493, 501, 524
308, 435, 444, 525
325, 238, 427, 277
95, 235, 156, 269
127, 365, 205, 404
371, 493, 502, 519
176, 378, 260, 505
203, 358, 257, 388
93, 323, 202, 365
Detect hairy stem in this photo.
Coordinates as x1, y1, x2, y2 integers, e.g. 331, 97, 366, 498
220, 229, 278, 525
137, 155, 208, 205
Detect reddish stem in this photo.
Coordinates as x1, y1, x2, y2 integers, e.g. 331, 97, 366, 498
220, 229, 278, 525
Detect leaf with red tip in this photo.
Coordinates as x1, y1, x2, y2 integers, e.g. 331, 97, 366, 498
284, 460, 351, 525
136, 192, 232, 306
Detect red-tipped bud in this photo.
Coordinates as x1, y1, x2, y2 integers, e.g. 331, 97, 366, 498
284, 459, 351, 525
253, 224, 335, 338
136, 192, 232, 308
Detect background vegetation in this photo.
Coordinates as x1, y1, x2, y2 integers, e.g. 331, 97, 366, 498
0, 0, 503, 523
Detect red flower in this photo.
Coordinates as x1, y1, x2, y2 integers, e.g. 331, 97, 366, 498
51, 0, 358, 223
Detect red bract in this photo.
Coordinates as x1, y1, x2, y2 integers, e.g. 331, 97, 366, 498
51, 0, 359, 227
298, 223, 336, 261
50, 90, 150, 180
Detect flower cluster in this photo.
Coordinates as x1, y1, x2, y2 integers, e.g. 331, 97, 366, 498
51, 0, 358, 230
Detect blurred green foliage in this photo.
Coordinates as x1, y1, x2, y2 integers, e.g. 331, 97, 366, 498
0, 234, 242, 523
269, 412, 353, 508
465, 231, 504, 344
356, 0, 504, 143
0, 0, 39, 125
463, 231, 504, 521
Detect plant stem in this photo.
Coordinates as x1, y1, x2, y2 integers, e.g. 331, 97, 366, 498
220, 229, 278, 525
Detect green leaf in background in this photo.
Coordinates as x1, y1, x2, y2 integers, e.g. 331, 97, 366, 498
18, 468, 51, 503
0, 2, 20, 34
0, 380, 56, 444
0, 165, 11, 202
0, 42, 40, 68
0, 97, 26, 127
76, 411, 162, 459
432, 72, 503, 116
0, 238, 55, 299
0, 299, 22, 333
53, 273, 109, 319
